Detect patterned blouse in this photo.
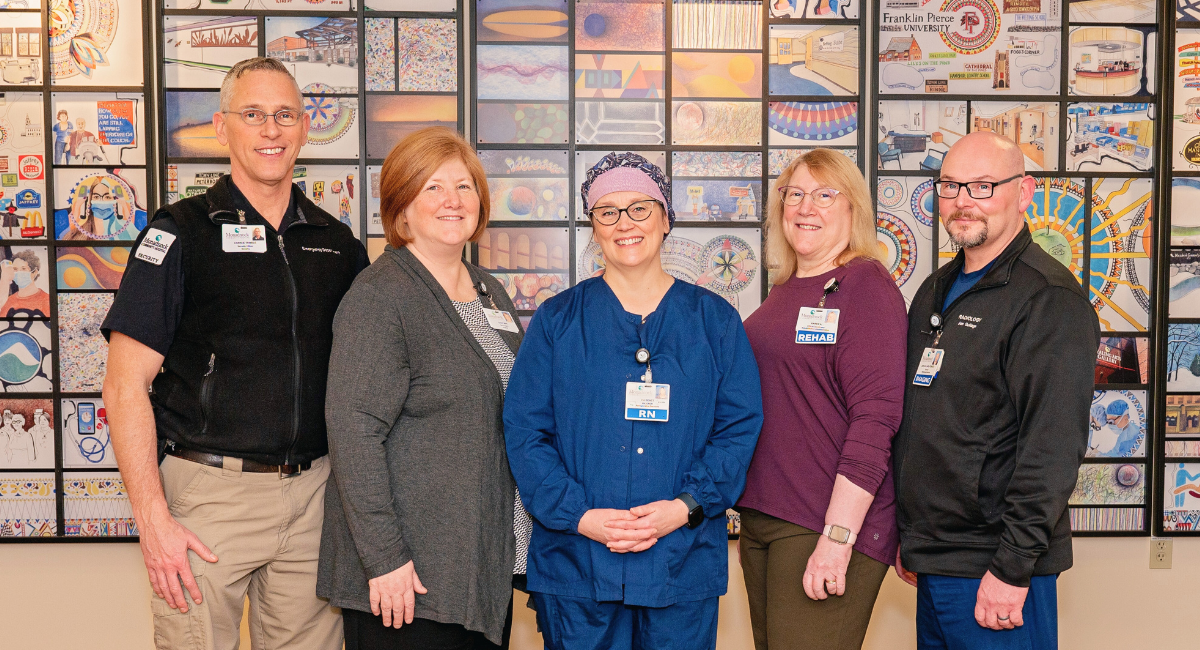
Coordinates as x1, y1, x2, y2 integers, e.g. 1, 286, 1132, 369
452, 297, 533, 575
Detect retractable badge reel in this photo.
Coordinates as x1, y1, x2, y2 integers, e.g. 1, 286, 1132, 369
913, 313, 945, 386
626, 347, 670, 422
795, 278, 840, 344
477, 281, 519, 333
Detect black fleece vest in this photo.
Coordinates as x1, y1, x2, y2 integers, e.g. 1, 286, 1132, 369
150, 176, 361, 465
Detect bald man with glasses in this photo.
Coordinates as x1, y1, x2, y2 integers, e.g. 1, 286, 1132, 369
891, 132, 1099, 650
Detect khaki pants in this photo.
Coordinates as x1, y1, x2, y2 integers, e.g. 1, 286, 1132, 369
153, 454, 342, 650
738, 508, 888, 650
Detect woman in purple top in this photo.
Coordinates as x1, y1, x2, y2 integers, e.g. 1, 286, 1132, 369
737, 149, 908, 650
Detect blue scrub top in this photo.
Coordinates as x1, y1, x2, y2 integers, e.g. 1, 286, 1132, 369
504, 277, 763, 606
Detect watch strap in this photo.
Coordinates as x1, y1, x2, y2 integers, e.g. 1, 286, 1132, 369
676, 492, 703, 529
822, 524, 857, 545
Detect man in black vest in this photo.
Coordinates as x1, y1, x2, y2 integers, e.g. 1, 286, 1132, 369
103, 58, 366, 649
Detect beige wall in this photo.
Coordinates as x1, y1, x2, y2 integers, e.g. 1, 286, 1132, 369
3, 538, 1197, 649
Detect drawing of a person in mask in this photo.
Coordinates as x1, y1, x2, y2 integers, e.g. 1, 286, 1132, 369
61, 175, 141, 240
0, 249, 51, 317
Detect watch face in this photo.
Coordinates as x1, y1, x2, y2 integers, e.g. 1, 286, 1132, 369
828, 525, 851, 543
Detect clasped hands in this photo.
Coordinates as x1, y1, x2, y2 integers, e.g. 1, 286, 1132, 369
577, 499, 690, 553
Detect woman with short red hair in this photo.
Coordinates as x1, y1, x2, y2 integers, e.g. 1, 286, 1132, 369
318, 127, 529, 649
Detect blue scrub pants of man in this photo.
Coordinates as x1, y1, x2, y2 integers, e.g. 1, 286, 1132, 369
916, 574, 1058, 650
530, 593, 719, 650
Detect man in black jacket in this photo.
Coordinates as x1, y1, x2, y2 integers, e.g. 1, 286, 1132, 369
893, 132, 1100, 649
102, 58, 366, 649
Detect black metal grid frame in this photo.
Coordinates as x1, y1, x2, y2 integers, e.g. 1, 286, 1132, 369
869, 0, 1170, 537
0, 0, 158, 543
5, 0, 1191, 543
1159, 3, 1200, 536
156, 1, 467, 246
468, 1, 867, 321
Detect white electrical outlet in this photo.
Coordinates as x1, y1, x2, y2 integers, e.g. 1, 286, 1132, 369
1150, 538, 1172, 569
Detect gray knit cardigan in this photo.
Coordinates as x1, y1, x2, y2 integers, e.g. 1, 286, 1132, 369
317, 245, 523, 644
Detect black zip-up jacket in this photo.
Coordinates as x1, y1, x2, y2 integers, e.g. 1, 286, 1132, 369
143, 176, 364, 465
893, 226, 1100, 587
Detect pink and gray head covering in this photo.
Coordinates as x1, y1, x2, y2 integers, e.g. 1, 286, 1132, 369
581, 152, 674, 228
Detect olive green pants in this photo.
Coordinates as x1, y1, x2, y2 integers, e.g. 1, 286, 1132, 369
738, 508, 888, 650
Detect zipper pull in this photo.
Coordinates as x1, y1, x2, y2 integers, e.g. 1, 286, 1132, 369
277, 234, 288, 263
205, 353, 215, 376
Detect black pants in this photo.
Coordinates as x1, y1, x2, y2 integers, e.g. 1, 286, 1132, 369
343, 599, 514, 650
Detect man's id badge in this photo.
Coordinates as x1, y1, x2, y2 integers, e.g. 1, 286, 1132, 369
795, 307, 840, 344
221, 224, 268, 253
625, 382, 670, 421
912, 348, 944, 386
135, 228, 176, 266
482, 307, 519, 332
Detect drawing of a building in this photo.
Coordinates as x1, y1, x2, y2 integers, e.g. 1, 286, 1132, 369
878, 37, 921, 62
267, 36, 308, 61
1184, 97, 1200, 124
295, 18, 358, 67
266, 18, 357, 67
993, 51, 1010, 89
23, 113, 42, 138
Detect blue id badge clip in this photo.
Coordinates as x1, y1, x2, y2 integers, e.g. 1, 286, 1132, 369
626, 347, 669, 421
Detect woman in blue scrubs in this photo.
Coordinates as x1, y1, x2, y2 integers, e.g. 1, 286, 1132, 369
504, 152, 764, 650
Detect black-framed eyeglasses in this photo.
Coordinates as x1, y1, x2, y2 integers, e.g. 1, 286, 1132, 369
933, 174, 1023, 200
588, 199, 661, 226
223, 108, 302, 127
778, 186, 841, 208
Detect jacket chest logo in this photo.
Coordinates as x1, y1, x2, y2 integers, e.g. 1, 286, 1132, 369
957, 315, 982, 329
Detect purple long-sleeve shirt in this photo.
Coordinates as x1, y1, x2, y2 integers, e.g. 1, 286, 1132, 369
737, 259, 907, 566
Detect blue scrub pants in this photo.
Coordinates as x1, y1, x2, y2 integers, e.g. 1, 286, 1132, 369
530, 592, 719, 650
917, 574, 1058, 650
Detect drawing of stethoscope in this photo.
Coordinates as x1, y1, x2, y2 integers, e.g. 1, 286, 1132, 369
63, 400, 111, 464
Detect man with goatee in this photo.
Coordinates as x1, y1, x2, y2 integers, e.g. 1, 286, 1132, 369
891, 132, 1099, 650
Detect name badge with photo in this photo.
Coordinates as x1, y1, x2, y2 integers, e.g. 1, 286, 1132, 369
483, 307, 519, 332
795, 307, 840, 344
625, 382, 670, 421
221, 224, 268, 253
913, 348, 945, 386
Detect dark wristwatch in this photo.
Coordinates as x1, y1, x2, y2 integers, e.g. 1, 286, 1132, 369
677, 493, 704, 529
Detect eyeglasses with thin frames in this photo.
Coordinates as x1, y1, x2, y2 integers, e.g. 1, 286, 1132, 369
933, 174, 1023, 200
223, 108, 302, 127
588, 199, 661, 226
778, 186, 841, 208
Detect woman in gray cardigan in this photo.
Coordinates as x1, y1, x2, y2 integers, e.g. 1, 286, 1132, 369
317, 128, 529, 649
